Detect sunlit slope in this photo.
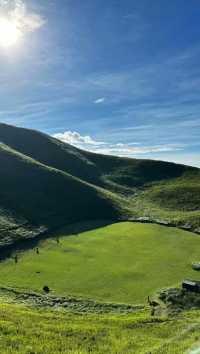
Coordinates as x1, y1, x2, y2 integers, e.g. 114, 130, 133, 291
0, 144, 122, 247
0, 301, 199, 354
144, 174, 200, 211
1, 222, 200, 304
131, 172, 200, 231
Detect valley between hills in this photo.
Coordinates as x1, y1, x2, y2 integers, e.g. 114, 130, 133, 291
0, 123, 200, 353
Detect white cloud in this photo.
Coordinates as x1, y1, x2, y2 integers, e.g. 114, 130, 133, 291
53, 131, 105, 146
0, 0, 45, 33
94, 97, 105, 104
53, 130, 185, 157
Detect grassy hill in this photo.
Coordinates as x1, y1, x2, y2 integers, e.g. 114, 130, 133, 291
0, 142, 124, 248
130, 172, 200, 232
0, 123, 197, 190
0, 123, 101, 185
143, 174, 200, 211
0, 122, 199, 248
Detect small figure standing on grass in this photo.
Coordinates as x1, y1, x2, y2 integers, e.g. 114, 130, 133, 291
14, 254, 18, 264
56, 237, 60, 244
36, 248, 40, 255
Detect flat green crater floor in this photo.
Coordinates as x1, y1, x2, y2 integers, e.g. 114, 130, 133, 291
0, 222, 200, 304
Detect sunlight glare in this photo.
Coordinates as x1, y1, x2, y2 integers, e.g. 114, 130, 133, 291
0, 18, 21, 47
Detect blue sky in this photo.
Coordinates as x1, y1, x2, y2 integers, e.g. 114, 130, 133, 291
0, 0, 200, 167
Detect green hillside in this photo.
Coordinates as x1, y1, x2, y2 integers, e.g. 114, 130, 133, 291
0, 123, 101, 185
130, 173, 200, 232
0, 143, 124, 248
144, 174, 200, 211
0, 123, 196, 190
0, 122, 199, 249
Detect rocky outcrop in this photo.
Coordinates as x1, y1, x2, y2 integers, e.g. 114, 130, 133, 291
159, 288, 200, 312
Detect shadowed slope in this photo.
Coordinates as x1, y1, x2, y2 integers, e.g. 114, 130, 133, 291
0, 123, 197, 191
0, 143, 122, 247
0, 123, 101, 185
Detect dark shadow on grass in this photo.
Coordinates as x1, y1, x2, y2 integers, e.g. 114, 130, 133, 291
0, 219, 115, 262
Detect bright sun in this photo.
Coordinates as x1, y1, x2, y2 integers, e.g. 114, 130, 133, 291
0, 18, 21, 47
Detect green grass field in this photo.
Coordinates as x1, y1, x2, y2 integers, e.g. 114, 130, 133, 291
0, 222, 200, 304
0, 301, 200, 354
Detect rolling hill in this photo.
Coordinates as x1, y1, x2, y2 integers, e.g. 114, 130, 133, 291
0, 122, 199, 249
0, 141, 124, 249
0, 123, 196, 190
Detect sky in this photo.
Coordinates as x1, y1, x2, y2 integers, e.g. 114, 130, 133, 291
0, 0, 200, 167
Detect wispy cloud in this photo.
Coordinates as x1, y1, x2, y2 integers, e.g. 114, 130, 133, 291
121, 124, 153, 131
24, 45, 200, 108
94, 97, 105, 104
1, 45, 199, 116
0, 0, 45, 34
92, 144, 185, 156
